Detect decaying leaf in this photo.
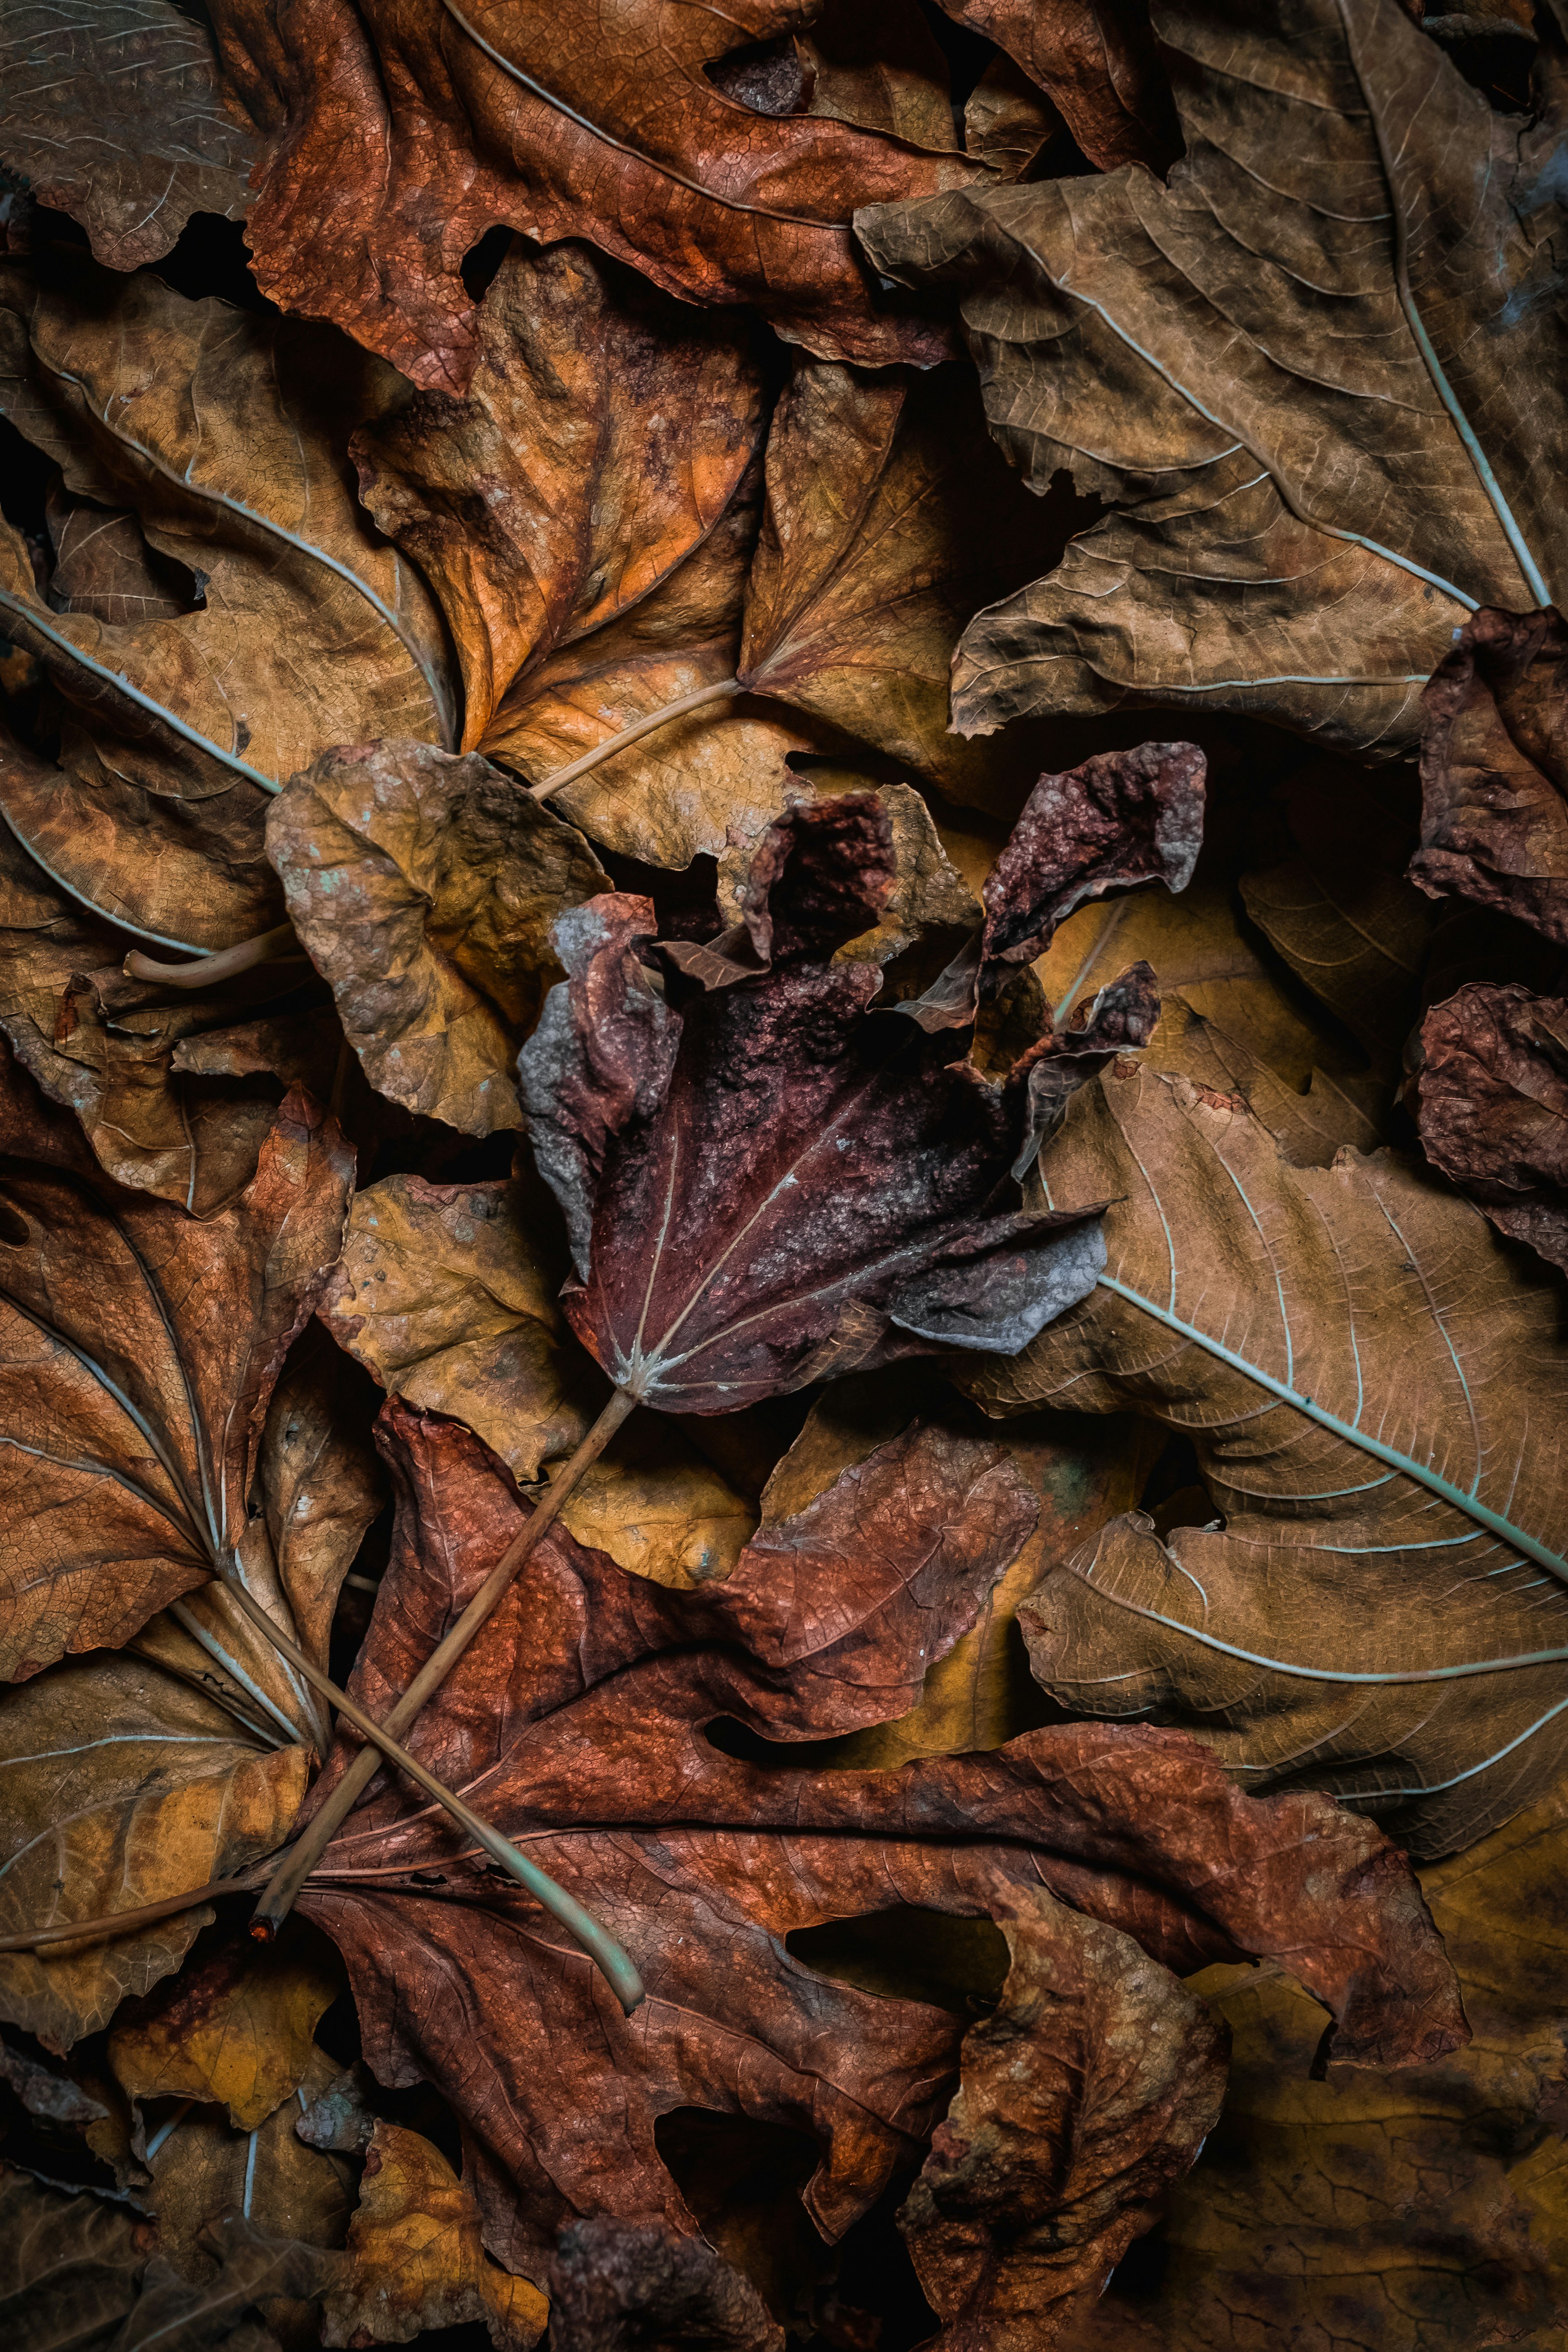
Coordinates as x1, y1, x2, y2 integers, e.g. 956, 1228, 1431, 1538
858, 0, 1567, 760
297, 1397, 1460, 2304
1414, 982, 1568, 1275
108, 1929, 340, 2133
1069, 1770, 1568, 2351
930, 0, 1179, 172
520, 799, 1106, 1412
267, 740, 609, 1134
547, 2219, 780, 2352
1412, 603, 1568, 942
320, 2120, 546, 2351
0, 1650, 306, 2052
0, 0, 259, 272
0, 253, 453, 948
205, 0, 979, 392
977, 1060, 1568, 1856
0, 2164, 150, 2351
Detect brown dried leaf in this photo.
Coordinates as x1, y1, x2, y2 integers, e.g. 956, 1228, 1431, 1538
1414, 982, 1568, 1275
932, 0, 1178, 170
108, 1930, 341, 2133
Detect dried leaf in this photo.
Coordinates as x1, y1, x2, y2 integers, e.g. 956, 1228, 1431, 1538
112, 2213, 331, 2352
963, 56, 1063, 183
547, 2220, 779, 2352
977, 1061, 1568, 1854
1412, 604, 1568, 942
0, 2165, 150, 2352
930, 0, 1178, 171
0, 0, 259, 271
858, 0, 1567, 760
320, 2120, 546, 2350
267, 740, 609, 1134
0, 256, 453, 949
796, 0, 957, 150
108, 1931, 340, 2133
206, 0, 979, 391
1070, 1772, 1568, 2350
296, 1399, 1460, 2292
0, 1059, 354, 1679
0, 1651, 306, 2052
1414, 982, 1568, 1275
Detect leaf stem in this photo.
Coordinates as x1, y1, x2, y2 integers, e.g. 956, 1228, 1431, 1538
0, 1875, 266, 1952
123, 923, 302, 989
526, 679, 741, 803
249, 1386, 639, 1947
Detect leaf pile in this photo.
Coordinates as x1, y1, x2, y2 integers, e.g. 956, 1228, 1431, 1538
1, 0, 1567, 2345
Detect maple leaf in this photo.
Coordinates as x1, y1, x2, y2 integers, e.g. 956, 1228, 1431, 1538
295, 1397, 1461, 2335
1413, 982, 1568, 1277
972, 1061, 1568, 1855
203, 0, 980, 392
518, 797, 1108, 1413
0, 251, 453, 951
858, 0, 1568, 761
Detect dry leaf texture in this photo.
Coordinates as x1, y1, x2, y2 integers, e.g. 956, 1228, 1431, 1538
1415, 981, 1568, 1275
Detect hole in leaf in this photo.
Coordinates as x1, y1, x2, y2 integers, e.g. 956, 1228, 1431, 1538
461, 224, 514, 303
1139, 1430, 1217, 1538
704, 35, 813, 115
787, 1906, 1009, 2017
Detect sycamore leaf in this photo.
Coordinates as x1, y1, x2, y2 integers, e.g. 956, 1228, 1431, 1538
0, 0, 259, 273
204, 0, 980, 392
296, 1400, 1459, 2307
108, 1928, 340, 2133
0, 1651, 306, 2052
519, 801, 1106, 1413
1070, 1770, 1568, 2351
929, 0, 1179, 172
0, 1058, 354, 1680
320, 2120, 546, 2351
0, 255, 453, 950
267, 740, 609, 1135
1412, 603, 1568, 942
1414, 982, 1568, 1276
858, 0, 1568, 761
971, 1061, 1568, 1855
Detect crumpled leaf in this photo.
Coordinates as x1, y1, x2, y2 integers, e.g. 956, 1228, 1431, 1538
320, 1166, 769, 1584
205, 0, 980, 393
930, 0, 1179, 172
858, 0, 1568, 761
320, 2120, 546, 2351
296, 1397, 1461, 2296
0, 1057, 354, 1679
112, 2214, 330, 2352
108, 1929, 341, 2133
519, 800, 1107, 1410
0, 0, 259, 273
0, 253, 453, 949
1414, 982, 1568, 1275
267, 740, 608, 1134
0, 2165, 151, 2352
547, 2220, 780, 2352
0, 1650, 307, 2052
1069, 1769, 1568, 2351
1411, 603, 1568, 942
975, 1060, 1568, 1855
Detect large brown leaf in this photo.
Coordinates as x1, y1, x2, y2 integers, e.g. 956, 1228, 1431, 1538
1414, 982, 1568, 1276
297, 1399, 1460, 2313
518, 801, 1106, 1413
0, 1057, 355, 1680
858, 0, 1568, 761
0, 256, 453, 951
206, 0, 978, 392
973, 1060, 1568, 1855
0, 2, 257, 273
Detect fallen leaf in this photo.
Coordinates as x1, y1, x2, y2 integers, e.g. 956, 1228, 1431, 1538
319, 1166, 768, 1585
206, 0, 979, 392
795, 0, 957, 150
0, 1058, 354, 1679
267, 740, 609, 1134
114, 2212, 332, 2352
519, 799, 1106, 1413
858, 0, 1566, 761
0, 1650, 306, 2052
547, 2219, 781, 2352
108, 1929, 341, 2133
930, 0, 1179, 171
0, 0, 259, 272
976, 1060, 1568, 1855
1068, 1770, 1568, 2350
297, 1398, 1461, 2293
1411, 604, 1568, 942
1414, 982, 1568, 1275
962, 54, 1064, 182
0, 2164, 150, 2352
320, 2119, 546, 2350
0, 253, 453, 949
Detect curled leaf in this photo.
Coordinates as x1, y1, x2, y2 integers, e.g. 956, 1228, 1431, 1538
1414, 982, 1568, 1275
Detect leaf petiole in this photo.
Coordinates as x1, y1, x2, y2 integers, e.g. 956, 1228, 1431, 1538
526, 677, 741, 802
122, 923, 302, 989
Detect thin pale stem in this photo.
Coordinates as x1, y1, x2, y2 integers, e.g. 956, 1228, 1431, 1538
217, 1556, 643, 2012
124, 923, 301, 989
527, 679, 741, 803
0, 1873, 266, 1952
250, 1385, 639, 1942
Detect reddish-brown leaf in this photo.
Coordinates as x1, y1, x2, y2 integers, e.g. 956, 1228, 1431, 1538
297, 1398, 1463, 2302
1414, 982, 1568, 1275
929, 0, 1179, 173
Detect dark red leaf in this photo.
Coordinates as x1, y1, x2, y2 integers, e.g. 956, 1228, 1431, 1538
1414, 981, 1568, 1275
